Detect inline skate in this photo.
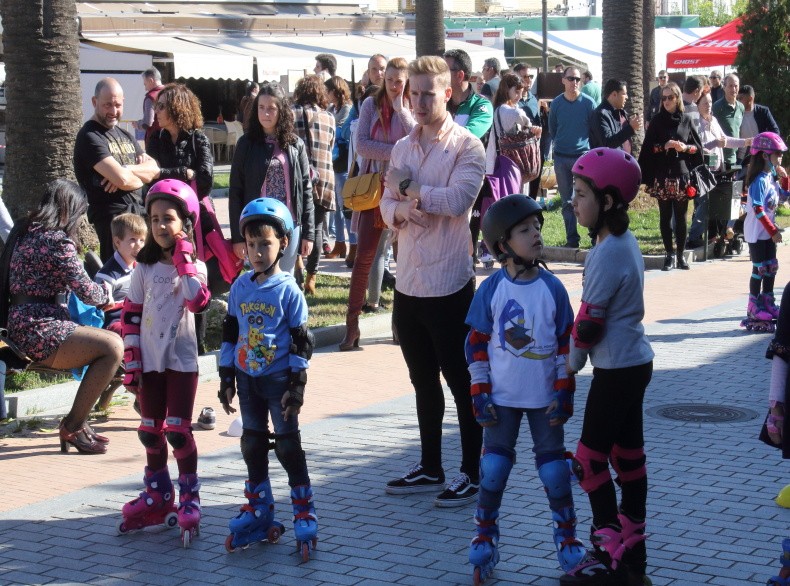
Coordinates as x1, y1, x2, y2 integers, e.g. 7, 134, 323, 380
469, 508, 499, 585
225, 479, 285, 552
741, 294, 776, 332
177, 473, 201, 548
291, 484, 318, 562
117, 467, 178, 534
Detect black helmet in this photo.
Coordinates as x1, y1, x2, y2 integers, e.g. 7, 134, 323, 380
482, 194, 544, 262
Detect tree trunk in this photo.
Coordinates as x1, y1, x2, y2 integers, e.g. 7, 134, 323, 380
602, 0, 644, 155
415, 0, 445, 58
642, 0, 656, 121
0, 0, 82, 219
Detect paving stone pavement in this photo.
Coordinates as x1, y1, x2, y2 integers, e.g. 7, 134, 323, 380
2, 242, 790, 584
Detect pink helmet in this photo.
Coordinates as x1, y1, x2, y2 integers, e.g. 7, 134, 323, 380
145, 179, 200, 225
572, 148, 642, 204
750, 132, 788, 156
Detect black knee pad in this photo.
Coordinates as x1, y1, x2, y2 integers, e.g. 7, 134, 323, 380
241, 428, 272, 464
274, 431, 306, 473
138, 429, 164, 450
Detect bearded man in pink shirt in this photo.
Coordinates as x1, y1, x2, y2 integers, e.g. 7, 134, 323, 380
381, 55, 486, 507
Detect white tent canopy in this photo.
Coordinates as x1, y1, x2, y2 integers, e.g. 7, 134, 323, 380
514, 27, 717, 83
82, 33, 507, 82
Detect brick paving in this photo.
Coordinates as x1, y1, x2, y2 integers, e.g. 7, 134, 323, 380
1, 231, 788, 584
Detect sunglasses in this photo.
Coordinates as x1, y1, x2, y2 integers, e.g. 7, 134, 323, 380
658, 76, 667, 80
565, 76, 581, 83
661, 95, 676, 102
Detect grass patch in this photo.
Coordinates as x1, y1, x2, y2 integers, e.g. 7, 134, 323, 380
305, 273, 393, 329
213, 172, 230, 190
5, 370, 72, 394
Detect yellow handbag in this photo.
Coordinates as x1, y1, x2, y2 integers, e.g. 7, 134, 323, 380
342, 171, 382, 212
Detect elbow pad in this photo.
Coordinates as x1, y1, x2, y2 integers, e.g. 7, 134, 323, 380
184, 279, 211, 313
222, 314, 240, 344
121, 299, 143, 340
572, 301, 606, 349
289, 325, 315, 360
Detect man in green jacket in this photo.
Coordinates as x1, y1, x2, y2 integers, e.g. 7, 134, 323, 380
443, 49, 493, 143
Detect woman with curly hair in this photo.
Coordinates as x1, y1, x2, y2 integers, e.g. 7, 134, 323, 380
292, 75, 335, 294
147, 83, 218, 353
229, 82, 315, 275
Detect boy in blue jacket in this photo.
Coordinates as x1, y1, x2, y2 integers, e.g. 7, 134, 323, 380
218, 197, 318, 561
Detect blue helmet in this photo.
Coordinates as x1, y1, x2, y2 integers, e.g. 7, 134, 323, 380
239, 198, 294, 239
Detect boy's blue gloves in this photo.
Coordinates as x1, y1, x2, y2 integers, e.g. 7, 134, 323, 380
546, 388, 574, 424
472, 392, 498, 427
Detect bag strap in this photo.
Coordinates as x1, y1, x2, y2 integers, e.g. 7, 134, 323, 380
0, 222, 26, 330
494, 108, 504, 155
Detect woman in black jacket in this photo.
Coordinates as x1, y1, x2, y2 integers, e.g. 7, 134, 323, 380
229, 82, 315, 275
638, 82, 704, 270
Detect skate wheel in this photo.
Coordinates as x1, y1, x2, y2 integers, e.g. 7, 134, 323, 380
267, 525, 281, 544
225, 534, 236, 553
182, 529, 192, 549
165, 512, 178, 529
301, 541, 310, 563
116, 519, 129, 535
473, 566, 482, 586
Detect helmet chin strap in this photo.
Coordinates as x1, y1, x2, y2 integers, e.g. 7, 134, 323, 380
250, 248, 285, 281
501, 242, 545, 279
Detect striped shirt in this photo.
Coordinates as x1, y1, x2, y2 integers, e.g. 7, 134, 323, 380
293, 104, 336, 210
380, 113, 485, 298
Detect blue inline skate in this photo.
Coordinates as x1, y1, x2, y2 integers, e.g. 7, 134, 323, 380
225, 479, 285, 552
469, 508, 499, 585
552, 506, 587, 571
768, 537, 790, 586
291, 484, 318, 562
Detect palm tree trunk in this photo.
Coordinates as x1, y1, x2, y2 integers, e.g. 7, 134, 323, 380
415, 0, 445, 58
602, 0, 644, 156
0, 0, 82, 219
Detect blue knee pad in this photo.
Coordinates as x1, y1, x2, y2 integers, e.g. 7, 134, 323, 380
537, 458, 572, 501
766, 259, 779, 275
479, 449, 513, 494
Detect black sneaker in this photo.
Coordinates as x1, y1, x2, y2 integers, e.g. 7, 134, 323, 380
385, 464, 444, 494
197, 407, 216, 430
434, 472, 479, 507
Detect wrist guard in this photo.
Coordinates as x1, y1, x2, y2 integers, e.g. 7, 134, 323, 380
218, 365, 236, 409
173, 236, 198, 277
285, 369, 307, 408
547, 376, 575, 423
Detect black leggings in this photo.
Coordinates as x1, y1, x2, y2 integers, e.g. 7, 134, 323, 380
748, 239, 777, 297
657, 198, 689, 255
392, 278, 482, 481
579, 362, 652, 525
305, 205, 329, 274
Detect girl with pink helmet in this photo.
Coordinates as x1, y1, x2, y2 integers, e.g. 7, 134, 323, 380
116, 179, 211, 548
741, 131, 789, 332
561, 148, 655, 585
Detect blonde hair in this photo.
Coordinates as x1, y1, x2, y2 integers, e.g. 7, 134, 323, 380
111, 213, 147, 240
408, 56, 450, 89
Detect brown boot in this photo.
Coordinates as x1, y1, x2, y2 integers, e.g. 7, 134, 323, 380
326, 241, 347, 259
345, 244, 357, 269
339, 315, 360, 351
304, 272, 317, 295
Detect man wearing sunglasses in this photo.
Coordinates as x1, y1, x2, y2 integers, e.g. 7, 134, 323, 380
548, 67, 596, 248
647, 70, 668, 123
514, 62, 546, 198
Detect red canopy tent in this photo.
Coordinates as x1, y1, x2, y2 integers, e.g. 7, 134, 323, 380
666, 17, 743, 68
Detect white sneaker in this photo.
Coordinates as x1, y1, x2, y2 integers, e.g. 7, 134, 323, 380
479, 253, 494, 264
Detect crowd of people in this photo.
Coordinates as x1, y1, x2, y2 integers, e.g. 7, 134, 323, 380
1, 47, 788, 584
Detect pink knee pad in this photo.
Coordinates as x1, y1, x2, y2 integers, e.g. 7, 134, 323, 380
164, 417, 196, 460
572, 442, 611, 493
609, 444, 646, 483
138, 418, 166, 455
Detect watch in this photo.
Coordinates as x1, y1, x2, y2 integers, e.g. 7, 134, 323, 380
399, 178, 412, 196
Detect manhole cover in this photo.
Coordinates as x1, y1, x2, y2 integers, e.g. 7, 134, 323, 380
646, 404, 759, 424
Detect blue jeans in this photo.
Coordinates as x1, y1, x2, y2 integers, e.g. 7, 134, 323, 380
478, 404, 566, 509
553, 154, 581, 247
236, 369, 309, 486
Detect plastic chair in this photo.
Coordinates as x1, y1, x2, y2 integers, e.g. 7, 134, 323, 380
224, 121, 243, 162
